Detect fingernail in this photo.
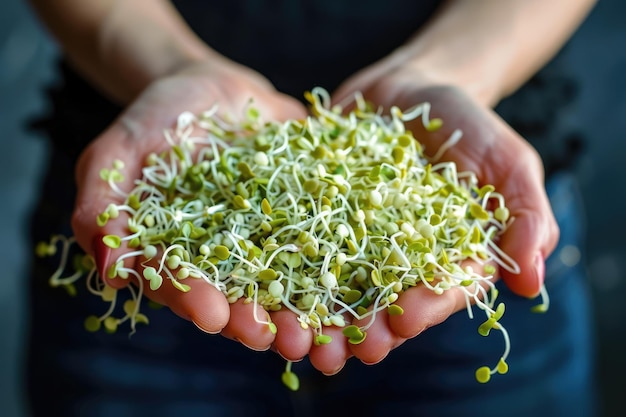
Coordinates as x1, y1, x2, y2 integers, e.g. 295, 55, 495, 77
362, 357, 385, 366
322, 363, 346, 376
234, 337, 270, 352
533, 253, 545, 293
273, 347, 304, 362
92, 235, 111, 278
192, 319, 220, 335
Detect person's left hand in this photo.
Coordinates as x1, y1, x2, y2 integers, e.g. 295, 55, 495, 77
303, 63, 559, 373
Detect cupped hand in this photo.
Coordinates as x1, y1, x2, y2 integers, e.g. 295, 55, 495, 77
71, 59, 315, 356
319, 64, 560, 367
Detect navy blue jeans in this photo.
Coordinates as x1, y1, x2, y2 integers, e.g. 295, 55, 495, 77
26, 150, 596, 417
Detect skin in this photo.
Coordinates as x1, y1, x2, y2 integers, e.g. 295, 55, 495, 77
29, 0, 597, 375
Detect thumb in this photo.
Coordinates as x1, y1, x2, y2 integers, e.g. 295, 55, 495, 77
71, 120, 148, 287
494, 151, 559, 298
498, 205, 559, 298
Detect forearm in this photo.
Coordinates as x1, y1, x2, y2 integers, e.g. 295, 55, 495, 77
28, 0, 216, 103
395, 0, 597, 106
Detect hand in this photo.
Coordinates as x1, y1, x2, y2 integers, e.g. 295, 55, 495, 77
309, 65, 560, 368
71, 59, 316, 356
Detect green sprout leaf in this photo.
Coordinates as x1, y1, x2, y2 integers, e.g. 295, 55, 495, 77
475, 366, 492, 383
84, 315, 101, 332
123, 300, 137, 316
134, 313, 150, 325
100, 285, 117, 302
63, 283, 77, 297
388, 305, 404, 316
426, 118, 443, 132
97, 212, 110, 227
143, 267, 163, 291
343, 325, 367, 344
314, 334, 333, 345
282, 371, 300, 391
103, 317, 119, 333
497, 358, 509, 375
478, 317, 497, 337
102, 235, 121, 249
213, 245, 230, 261
171, 280, 191, 292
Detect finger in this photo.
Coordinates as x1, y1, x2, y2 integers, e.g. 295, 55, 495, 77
111, 247, 231, 334
388, 281, 481, 339
308, 325, 353, 376
490, 143, 560, 298
141, 272, 230, 334
350, 260, 493, 363
263, 92, 308, 121
270, 309, 314, 361
498, 203, 559, 298
220, 298, 276, 351
349, 310, 406, 365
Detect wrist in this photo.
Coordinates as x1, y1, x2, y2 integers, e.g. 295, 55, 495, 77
95, 0, 219, 104
389, 43, 508, 108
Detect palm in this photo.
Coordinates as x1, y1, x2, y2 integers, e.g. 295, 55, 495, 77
357, 82, 558, 295
317, 74, 560, 366
71, 65, 313, 361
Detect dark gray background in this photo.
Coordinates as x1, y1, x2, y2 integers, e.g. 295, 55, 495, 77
1, 1, 624, 416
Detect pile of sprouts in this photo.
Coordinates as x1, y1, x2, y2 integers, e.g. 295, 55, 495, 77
38, 87, 539, 390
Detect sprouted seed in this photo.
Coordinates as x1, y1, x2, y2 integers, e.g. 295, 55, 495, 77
37, 87, 549, 389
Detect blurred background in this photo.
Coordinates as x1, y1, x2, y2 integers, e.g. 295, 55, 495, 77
1, 1, 624, 416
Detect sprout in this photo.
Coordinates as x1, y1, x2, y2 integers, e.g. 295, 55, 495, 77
388, 305, 404, 316
320, 272, 338, 289
37, 87, 547, 391
102, 235, 122, 249
143, 267, 163, 291
343, 325, 367, 345
281, 361, 300, 391
84, 315, 101, 332
314, 334, 333, 345
268, 280, 284, 298
475, 366, 492, 383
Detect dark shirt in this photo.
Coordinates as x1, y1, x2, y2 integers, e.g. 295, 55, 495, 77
35, 0, 582, 174
172, 0, 440, 96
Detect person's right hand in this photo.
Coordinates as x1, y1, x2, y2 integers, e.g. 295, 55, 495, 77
71, 58, 315, 359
